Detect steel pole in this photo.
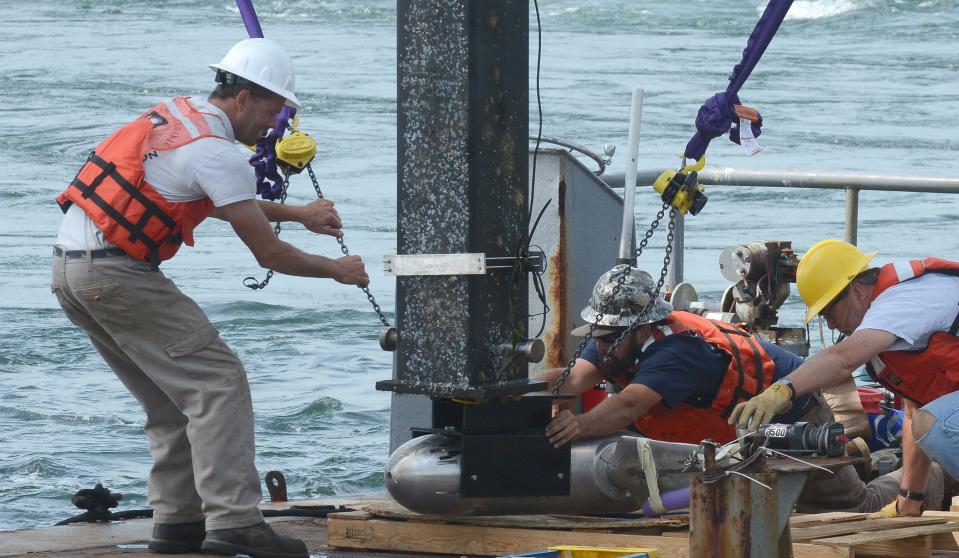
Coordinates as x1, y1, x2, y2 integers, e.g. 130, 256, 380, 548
606, 168, 959, 194
668, 213, 684, 286
844, 187, 859, 245
617, 89, 644, 265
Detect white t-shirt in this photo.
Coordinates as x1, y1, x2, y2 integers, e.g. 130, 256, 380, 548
856, 271, 959, 352
55, 97, 256, 250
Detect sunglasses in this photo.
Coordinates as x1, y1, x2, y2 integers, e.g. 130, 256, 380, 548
818, 285, 850, 321
596, 331, 624, 343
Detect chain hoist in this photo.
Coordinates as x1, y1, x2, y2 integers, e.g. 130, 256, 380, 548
243, 126, 392, 328
553, 201, 676, 394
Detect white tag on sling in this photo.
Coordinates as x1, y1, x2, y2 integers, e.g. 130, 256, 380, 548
738, 117, 762, 156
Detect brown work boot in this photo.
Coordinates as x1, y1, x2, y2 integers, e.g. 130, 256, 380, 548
201, 521, 308, 558
148, 520, 205, 554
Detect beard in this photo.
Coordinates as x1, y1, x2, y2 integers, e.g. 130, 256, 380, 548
599, 336, 638, 379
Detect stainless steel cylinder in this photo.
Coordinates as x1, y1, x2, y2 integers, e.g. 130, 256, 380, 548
718, 242, 767, 282
385, 433, 643, 515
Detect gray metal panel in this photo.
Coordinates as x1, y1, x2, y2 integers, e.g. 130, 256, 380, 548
527, 149, 624, 376
388, 392, 430, 452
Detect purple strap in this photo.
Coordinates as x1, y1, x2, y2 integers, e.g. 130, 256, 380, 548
236, 0, 264, 38
234, 0, 294, 200
249, 106, 296, 200
683, 0, 793, 161
642, 486, 691, 517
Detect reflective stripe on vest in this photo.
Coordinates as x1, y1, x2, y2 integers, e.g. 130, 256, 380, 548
871, 258, 959, 405
56, 97, 223, 263
613, 311, 776, 444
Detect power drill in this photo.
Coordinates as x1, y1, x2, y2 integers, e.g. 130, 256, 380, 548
756, 421, 847, 457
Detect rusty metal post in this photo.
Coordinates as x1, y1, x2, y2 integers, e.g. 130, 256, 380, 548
844, 186, 859, 245
689, 463, 809, 557
381, 0, 537, 398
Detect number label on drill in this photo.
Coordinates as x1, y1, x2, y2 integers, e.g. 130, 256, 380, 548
765, 424, 789, 438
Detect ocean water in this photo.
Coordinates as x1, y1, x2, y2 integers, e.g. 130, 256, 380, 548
1, 0, 957, 531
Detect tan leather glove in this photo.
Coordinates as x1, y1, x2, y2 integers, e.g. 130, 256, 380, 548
728, 381, 794, 430
868, 499, 900, 519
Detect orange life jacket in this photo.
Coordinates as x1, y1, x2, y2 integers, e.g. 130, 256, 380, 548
608, 312, 776, 444
57, 97, 224, 264
868, 258, 959, 405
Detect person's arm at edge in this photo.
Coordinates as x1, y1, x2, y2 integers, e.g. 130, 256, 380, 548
535, 360, 604, 396
253, 199, 344, 238
897, 399, 933, 515
546, 383, 662, 447
212, 200, 343, 235
214, 199, 368, 285
787, 328, 899, 397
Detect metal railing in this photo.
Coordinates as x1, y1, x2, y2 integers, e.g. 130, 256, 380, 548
604, 167, 959, 283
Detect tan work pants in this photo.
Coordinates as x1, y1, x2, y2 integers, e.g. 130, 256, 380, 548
52, 252, 263, 530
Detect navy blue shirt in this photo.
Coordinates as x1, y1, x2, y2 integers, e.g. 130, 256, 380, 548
581, 333, 810, 423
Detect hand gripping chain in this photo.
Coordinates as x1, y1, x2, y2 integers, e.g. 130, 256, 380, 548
243, 165, 391, 328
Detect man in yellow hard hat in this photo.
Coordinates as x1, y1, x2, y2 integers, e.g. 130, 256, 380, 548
730, 239, 959, 517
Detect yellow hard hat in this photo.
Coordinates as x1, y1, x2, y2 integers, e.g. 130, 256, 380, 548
796, 239, 876, 324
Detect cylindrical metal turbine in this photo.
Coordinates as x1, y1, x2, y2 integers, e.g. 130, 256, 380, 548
385, 433, 699, 516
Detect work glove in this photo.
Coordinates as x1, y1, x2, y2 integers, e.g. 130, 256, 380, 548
727, 381, 794, 430
868, 499, 908, 519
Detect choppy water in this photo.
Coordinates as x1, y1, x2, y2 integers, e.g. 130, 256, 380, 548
1, 0, 957, 531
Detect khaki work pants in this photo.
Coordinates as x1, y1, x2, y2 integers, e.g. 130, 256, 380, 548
795, 392, 944, 513
52, 252, 263, 530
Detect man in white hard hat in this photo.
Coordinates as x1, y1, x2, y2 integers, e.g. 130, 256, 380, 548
52, 38, 364, 558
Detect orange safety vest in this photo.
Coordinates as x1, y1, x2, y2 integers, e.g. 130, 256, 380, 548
57, 97, 224, 264
868, 258, 959, 405
607, 312, 776, 444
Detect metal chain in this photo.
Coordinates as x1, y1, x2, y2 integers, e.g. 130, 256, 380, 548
602, 207, 676, 360
306, 164, 392, 327
553, 201, 673, 394
243, 175, 290, 290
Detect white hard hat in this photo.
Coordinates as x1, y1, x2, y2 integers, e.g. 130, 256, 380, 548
209, 38, 300, 109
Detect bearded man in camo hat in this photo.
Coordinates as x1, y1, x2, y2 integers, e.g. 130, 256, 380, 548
538, 264, 945, 513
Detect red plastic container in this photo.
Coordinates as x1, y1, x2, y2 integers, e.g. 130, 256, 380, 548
581, 383, 609, 412
857, 386, 884, 414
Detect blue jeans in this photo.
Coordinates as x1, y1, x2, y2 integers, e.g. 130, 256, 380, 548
917, 391, 959, 479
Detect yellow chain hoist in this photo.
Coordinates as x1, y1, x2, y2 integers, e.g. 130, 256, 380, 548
275, 127, 317, 175
652, 155, 708, 216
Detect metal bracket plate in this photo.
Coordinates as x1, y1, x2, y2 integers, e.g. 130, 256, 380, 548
384, 251, 546, 277
383, 253, 486, 276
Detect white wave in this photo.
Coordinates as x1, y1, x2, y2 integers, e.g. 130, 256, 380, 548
776, 0, 868, 21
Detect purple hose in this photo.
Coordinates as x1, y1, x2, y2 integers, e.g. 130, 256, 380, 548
642, 487, 691, 517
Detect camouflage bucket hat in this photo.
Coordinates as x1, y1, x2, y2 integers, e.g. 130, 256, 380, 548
579, 264, 672, 329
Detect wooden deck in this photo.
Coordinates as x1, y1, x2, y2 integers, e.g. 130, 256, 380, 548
4, 497, 959, 558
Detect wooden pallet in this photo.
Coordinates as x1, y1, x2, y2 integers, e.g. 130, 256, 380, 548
327, 508, 959, 558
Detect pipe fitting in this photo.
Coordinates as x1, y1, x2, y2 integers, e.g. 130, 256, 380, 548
498, 339, 545, 363
379, 327, 398, 351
